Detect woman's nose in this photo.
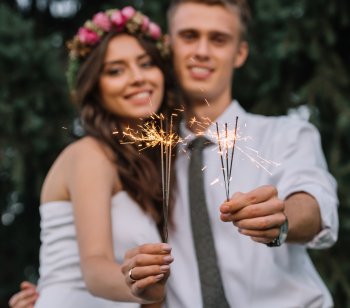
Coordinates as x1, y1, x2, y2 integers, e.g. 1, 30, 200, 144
130, 66, 145, 84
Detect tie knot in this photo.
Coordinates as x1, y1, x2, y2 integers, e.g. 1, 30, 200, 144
188, 136, 211, 151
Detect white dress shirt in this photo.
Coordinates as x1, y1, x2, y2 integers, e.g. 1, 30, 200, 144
166, 101, 338, 308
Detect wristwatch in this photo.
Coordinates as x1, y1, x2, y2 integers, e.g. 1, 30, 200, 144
266, 215, 289, 247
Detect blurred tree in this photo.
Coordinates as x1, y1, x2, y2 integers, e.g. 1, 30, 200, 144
0, 3, 74, 305
1, 0, 349, 306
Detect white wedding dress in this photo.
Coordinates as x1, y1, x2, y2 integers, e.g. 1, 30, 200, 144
35, 191, 161, 308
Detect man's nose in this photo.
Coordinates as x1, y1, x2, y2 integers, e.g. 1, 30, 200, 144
194, 38, 210, 60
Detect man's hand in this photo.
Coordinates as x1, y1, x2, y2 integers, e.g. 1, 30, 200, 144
220, 185, 286, 244
8, 281, 38, 308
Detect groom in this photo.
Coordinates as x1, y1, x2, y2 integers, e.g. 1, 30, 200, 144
165, 0, 338, 307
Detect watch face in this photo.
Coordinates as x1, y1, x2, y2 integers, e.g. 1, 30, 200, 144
279, 217, 289, 244
266, 216, 288, 247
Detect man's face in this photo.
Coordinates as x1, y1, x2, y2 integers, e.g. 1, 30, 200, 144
169, 2, 248, 105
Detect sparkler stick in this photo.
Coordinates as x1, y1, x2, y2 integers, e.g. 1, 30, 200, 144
216, 122, 229, 201
225, 123, 229, 194
162, 117, 170, 242
228, 116, 239, 198
122, 113, 181, 242
160, 116, 165, 208
166, 116, 174, 210
215, 117, 239, 201
159, 114, 177, 242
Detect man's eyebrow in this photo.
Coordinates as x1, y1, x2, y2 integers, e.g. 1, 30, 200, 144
177, 28, 233, 37
177, 28, 198, 34
210, 31, 233, 39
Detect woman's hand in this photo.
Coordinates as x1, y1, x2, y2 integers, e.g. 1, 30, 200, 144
121, 243, 174, 303
8, 281, 39, 308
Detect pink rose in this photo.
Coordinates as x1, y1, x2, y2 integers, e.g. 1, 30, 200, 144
141, 16, 150, 32
77, 27, 100, 45
121, 6, 136, 21
148, 22, 162, 40
111, 10, 124, 28
92, 12, 111, 31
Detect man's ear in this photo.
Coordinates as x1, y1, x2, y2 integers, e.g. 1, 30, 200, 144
164, 34, 171, 45
234, 41, 249, 68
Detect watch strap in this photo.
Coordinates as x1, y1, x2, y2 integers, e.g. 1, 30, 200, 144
266, 215, 288, 247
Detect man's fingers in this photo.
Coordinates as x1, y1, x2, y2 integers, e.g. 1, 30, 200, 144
246, 185, 278, 203
16, 297, 37, 308
9, 289, 33, 305
238, 227, 280, 240
221, 185, 278, 214
229, 198, 284, 221
250, 236, 274, 244
20, 281, 36, 291
9, 289, 38, 308
231, 191, 244, 199
234, 212, 286, 230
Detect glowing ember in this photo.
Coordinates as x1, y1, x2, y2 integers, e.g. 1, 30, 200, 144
210, 178, 220, 186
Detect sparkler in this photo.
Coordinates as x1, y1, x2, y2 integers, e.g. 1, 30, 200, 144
122, 113, 181, 242
187, 114, 279, 180
215, 116, 239, 201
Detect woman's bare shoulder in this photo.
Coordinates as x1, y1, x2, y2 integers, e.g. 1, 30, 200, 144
41, 137, 118, 203
62, 136, 114, 164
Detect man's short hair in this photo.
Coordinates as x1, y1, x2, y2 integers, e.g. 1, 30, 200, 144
167, 0, 251, 39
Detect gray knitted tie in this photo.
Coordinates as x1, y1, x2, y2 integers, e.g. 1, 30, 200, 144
188, 137, 230, 308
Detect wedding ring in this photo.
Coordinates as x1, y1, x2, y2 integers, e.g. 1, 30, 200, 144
128, 267, 136, 283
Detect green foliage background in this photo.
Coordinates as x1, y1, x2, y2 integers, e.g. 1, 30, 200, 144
0, 0, 349, 306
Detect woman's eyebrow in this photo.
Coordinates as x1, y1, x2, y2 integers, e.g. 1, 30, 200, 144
104, 53, 149, 66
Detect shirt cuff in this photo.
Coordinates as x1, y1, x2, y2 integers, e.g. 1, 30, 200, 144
281, 184, 339, 249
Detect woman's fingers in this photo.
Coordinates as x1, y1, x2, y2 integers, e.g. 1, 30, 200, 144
131, 274, 166, 294
123, 254, 174, 285
129, 264, 170, 281
122, 250, 173, 278
131, 253, 174, 268
124, 243, 171, 259
122, 243, 174, 299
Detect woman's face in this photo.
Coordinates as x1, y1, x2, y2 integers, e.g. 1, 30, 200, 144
99, 34, 164, 121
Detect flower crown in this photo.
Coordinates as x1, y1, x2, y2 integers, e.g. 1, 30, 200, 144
66, 6, 167, 91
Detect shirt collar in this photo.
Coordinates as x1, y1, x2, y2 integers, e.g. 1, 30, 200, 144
178, 100, 246, 153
